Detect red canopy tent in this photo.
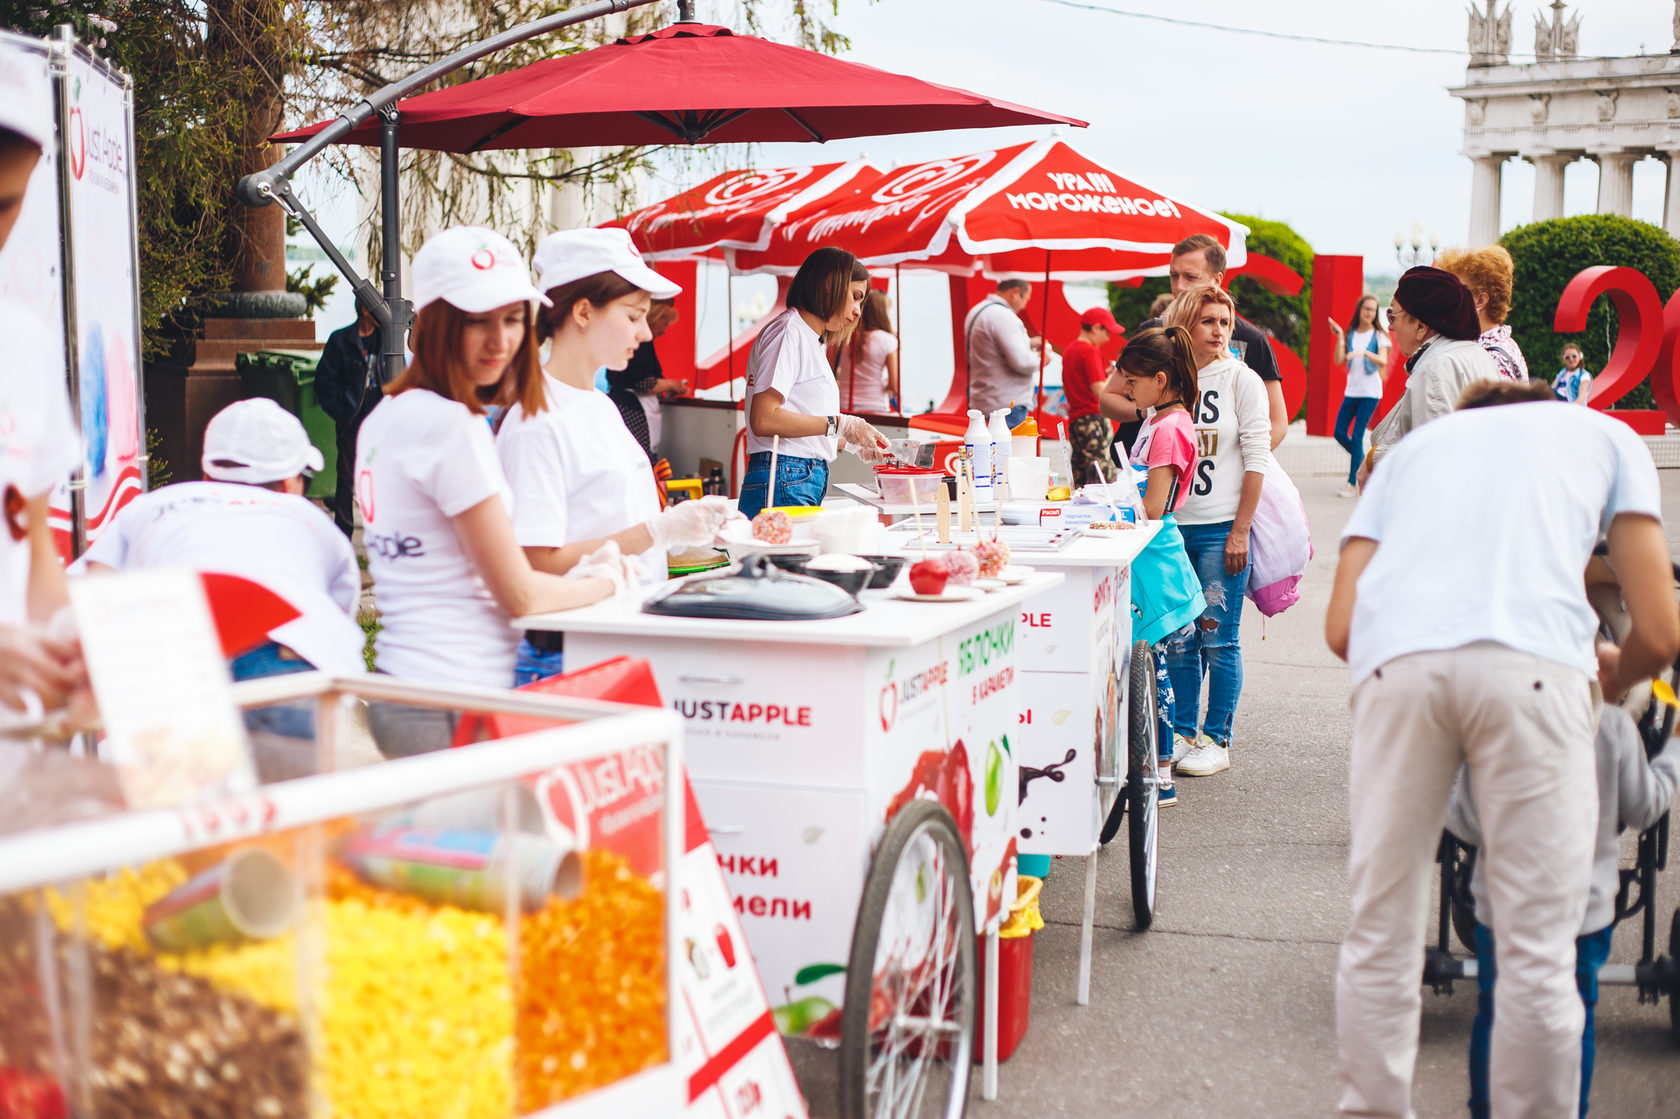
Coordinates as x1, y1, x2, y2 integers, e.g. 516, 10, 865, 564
603, 158, 877, 260
273, 24, 1085, 151
732, 137, 1245, 278
728, 138, 1247, 418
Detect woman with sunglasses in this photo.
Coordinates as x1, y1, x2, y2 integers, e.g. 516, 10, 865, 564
1359, 266, 1498, 487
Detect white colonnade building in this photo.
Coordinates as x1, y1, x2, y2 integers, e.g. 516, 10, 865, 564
1451, 1, 1680, 245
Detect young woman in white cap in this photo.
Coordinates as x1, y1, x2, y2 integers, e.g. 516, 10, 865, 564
0, 53, 85, 724
496, 227, 738, 684
738, 246, 892, 519
354, 227, 631, 751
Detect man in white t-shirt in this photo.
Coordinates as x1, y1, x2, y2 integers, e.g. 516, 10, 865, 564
1325, 380, 1679, 1119
962, 279, 1042, 420
0, 53, 85, 724
79, 399, 363, 693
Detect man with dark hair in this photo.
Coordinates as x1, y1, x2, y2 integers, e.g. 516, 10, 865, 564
1325, 390, 1679, 1118
1129, 233, 1289, 450
963, 278, 1042, 421
315, 302, 383, 537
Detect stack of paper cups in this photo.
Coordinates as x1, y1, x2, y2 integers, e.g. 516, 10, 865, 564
143, 848, 298, 951
340, 826, 581, 913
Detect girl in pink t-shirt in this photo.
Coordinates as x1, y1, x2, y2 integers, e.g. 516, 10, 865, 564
1111, 326, 1206, 806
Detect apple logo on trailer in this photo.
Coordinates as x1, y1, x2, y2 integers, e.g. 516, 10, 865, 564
68, 97, 86, 181
535, 766, 591, 852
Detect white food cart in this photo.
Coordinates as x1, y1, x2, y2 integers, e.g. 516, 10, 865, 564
522, 572, 1063, 1116
879, 523, 1164, 1006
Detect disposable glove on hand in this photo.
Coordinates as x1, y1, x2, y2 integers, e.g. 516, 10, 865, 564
569, 541, 632, 594
647, 496, 737, 550
837, 414, 890, 463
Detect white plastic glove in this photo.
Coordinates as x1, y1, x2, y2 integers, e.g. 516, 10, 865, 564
569, 541, 632, 595
646, 496, 737, 551
837, 414, 891, 464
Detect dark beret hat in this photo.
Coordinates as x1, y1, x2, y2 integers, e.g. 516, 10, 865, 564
1394, 266, 1480, 342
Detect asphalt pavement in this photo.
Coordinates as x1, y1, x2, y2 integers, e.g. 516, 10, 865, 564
788, 459, 1680, 1118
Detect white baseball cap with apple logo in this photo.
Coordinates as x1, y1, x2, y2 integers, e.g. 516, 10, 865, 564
411, 226, 551, 314
534, 227, 682, 298
0, 50, 54, 151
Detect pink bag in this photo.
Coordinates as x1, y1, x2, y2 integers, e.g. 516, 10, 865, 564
1246, 457, 1312, 617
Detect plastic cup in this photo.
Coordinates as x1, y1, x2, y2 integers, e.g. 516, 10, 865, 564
1007, 457, 1051, 501
339, 826, 582, 913
143, 848, 298, 951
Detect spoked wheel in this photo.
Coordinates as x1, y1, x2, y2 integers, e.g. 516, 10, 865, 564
839, 800, 976, 1119
1448, 840, 1480, 954
1126, 639, 1159, 930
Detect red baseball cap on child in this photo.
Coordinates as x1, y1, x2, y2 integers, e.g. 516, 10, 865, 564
1080, 306, 1123, 334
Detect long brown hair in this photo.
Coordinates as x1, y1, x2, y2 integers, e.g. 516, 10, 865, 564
1117, 326, 1198, 409
387, 299, 546, 416
788, 247, 869, 344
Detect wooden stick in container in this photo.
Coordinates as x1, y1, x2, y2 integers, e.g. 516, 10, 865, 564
907, 472, 930, 561
935, 478, 952, 544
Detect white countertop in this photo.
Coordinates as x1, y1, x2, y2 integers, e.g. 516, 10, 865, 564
518, 571, 1064, 648
879, 520, 1160, 569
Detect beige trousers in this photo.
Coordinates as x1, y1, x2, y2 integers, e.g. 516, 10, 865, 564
1336, 643, 1597, 1119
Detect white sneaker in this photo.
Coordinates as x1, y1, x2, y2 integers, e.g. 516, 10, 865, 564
1337, 484, 1357, 498
1169, 733, 1196, 764
1177, 739, 1230, 777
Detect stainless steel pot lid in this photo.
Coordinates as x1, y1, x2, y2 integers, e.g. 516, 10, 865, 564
642, 554, 864, 621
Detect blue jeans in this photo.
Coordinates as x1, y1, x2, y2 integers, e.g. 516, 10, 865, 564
1333, 395, 1379, 485
514, 639, 566, 686
1153, 633, 1187, 761
737, 451, 830, 519
1164, 520, 1248, 746
1469, 921, 1612, 1119
230, 641, 317, 739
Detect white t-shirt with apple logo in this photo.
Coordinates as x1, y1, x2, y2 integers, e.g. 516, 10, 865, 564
355, 388, 518, 686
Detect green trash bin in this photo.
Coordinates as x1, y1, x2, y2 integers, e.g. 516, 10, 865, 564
235, 349, 337, 500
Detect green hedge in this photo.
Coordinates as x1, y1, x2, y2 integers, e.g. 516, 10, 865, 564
1498, 214, 1680, 410
1108, 212, 1313, 365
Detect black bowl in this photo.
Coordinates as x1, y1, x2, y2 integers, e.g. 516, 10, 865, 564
855, 554, 907, 589
803, 564, 875, 596
765, 553, 813, 573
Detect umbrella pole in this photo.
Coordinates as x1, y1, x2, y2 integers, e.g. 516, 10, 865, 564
894, 264, 902, 412
727, 268, 736, 403
1038, 252, 1051, 454
378, 108, 409, 386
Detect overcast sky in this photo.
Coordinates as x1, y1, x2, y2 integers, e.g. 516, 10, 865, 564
666, 0, 1680, 268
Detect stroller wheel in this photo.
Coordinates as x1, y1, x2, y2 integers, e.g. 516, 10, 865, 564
1669, 907, 1680, 1044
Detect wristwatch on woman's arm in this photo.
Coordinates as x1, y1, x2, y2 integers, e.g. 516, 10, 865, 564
826, 414, 840, 437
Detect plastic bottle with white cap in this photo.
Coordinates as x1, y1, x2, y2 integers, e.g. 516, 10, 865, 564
987, 408, 1012, 494
964, 409, 994, 499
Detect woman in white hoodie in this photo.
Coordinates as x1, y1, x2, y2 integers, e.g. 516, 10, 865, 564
1159, 284, 1271, 778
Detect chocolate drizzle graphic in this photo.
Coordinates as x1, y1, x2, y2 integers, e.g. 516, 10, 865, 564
1018, 748, 1077, 802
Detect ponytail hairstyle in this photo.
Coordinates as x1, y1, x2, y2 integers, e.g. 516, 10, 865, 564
1116, 325, 1198, 409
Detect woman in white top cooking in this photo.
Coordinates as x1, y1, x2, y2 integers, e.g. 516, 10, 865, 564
738, 246, 892, 518
354, 226, 633, 754
497, 228, 738, 684
1159, 282, 1270, 780
1327, 294, 1391, 497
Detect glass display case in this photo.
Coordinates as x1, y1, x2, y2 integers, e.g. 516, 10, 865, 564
0, 675, 684, 1119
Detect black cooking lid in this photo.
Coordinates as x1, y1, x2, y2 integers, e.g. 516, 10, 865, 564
643, 554, 864, 621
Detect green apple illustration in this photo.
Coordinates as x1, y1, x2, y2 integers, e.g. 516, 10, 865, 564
772, 995, 837, 1035
985, 740, 1003, 815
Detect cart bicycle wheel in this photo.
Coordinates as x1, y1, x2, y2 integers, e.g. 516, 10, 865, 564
1126, 639, 1158, 930
839, 800, 976, 1119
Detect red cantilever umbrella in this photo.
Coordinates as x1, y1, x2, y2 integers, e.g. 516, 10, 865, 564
273, 23, 1084, 151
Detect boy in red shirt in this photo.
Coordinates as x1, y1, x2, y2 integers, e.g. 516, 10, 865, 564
1062, 306, 1122, 487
